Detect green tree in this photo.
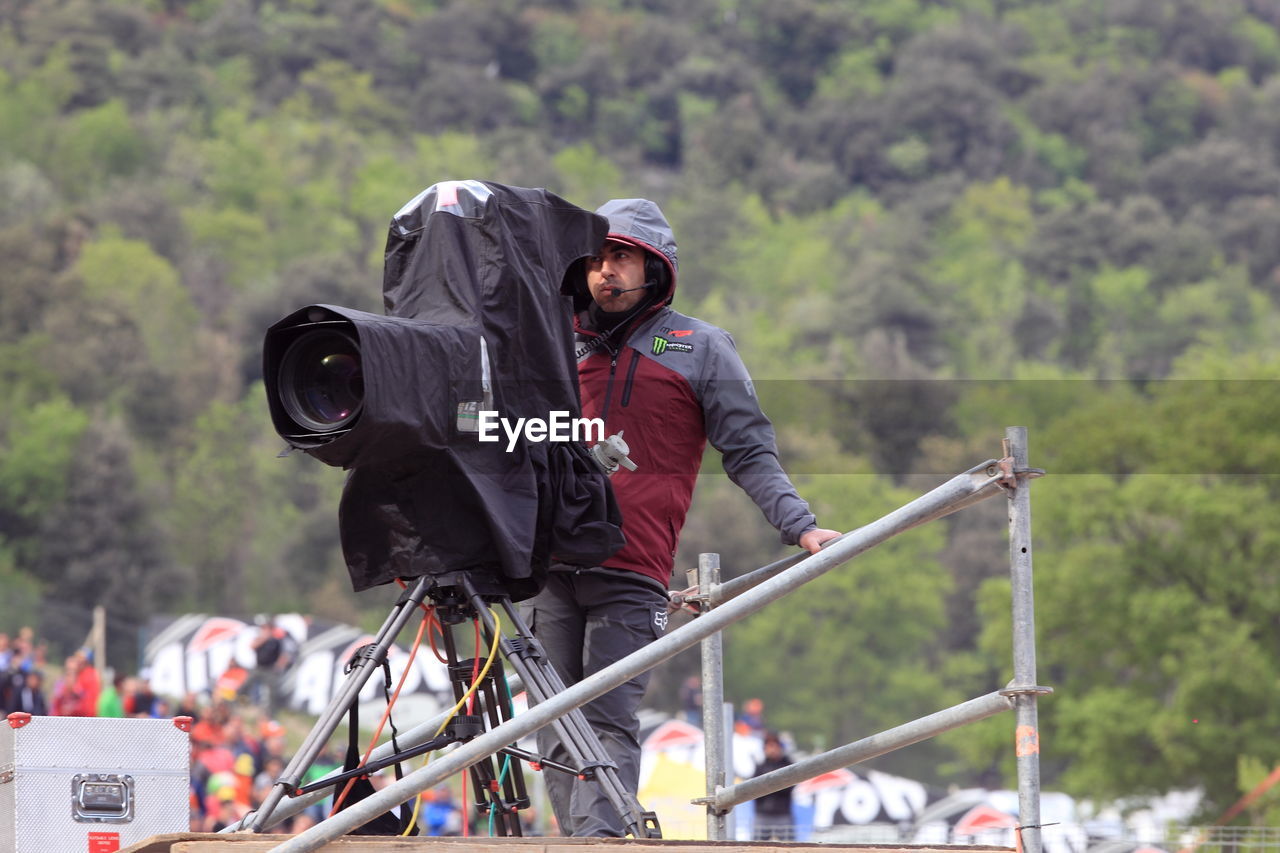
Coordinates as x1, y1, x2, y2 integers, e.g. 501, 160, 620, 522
963, 362, 1280, 811
166, 398, 260, 614
30, 418, 185, 670
0, 392, 91, 553
49, 99, 150, 197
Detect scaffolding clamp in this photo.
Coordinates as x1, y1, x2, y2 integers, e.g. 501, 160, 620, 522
990, 441, 1046, 494
668, 582, 706, 615
691, 791, 731, 817
669, 570, 712, 614
999, 682, 1054, 698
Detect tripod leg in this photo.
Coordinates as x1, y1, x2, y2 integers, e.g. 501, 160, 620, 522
441, 621, 527, 837
484, 668, 531, 816
466, 657, 529, 834
247, 576, 433, 833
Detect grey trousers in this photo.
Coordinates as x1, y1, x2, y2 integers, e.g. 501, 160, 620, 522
523, 569, 668, 837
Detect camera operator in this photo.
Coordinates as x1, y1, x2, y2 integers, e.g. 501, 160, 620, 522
525, 197, 841, 837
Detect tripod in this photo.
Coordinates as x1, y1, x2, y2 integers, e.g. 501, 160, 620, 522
245, 571, 662, 839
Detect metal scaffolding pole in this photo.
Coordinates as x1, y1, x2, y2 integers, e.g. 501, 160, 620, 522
263, 456, 1009, 852
1006, 426, 1049, 853
712, 691, 1013, 811
698, 553, 729, 841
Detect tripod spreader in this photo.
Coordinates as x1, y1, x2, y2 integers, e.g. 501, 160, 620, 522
293, 716, 485, 796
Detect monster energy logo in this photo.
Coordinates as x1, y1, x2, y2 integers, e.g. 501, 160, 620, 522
652, 336, 692, 355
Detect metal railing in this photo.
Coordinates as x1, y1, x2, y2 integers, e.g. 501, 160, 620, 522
690, 426, 1049, 850
262, 426, 1047, 852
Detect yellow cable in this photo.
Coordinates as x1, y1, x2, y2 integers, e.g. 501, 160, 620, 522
401, 607, 503, 836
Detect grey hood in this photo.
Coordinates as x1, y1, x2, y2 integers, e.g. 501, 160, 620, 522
594, 197, 679, 304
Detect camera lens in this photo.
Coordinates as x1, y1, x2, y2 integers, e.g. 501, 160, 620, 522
278, 329, 365, 433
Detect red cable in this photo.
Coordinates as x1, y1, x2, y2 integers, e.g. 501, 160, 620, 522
426, 609, 450, 664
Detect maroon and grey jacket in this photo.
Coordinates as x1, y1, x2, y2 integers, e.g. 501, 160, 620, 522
574, 198, 818, 589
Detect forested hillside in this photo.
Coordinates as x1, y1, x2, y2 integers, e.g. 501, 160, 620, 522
2, 0, 1279, 815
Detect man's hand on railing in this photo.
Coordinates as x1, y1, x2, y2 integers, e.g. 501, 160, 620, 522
799, 527, 842, 554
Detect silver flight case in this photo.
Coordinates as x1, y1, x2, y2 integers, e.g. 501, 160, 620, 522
1, 713, 191, 853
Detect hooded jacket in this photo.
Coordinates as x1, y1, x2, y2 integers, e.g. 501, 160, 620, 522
572, 198, 817, 588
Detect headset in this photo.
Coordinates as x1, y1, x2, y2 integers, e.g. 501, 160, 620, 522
608, 254, 667, 297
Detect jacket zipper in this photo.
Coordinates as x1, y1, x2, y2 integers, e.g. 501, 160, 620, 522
599, 347, 619, 425
620, 349, 641, 407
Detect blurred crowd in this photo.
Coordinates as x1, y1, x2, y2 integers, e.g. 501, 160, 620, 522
0, 625, 469, 835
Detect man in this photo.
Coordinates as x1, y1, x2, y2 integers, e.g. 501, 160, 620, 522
11, 669, 48, 716
526, 197, 840, 836
751, 731, 796, 841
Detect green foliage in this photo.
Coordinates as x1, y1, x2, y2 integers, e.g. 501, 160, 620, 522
166, 397, 261, 613
76, 233, 198, 363
929, 178, 1035, 376
814, 45, 887, 100
0, 548, 42, 633
553, 143, 624, 207
50, 99, 149, 196
1008, 108, 1088, 181
0, 50, 78, 161
0, 393, 90, 523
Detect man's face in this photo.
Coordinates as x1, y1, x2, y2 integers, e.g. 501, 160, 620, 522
586, 240, 649, 312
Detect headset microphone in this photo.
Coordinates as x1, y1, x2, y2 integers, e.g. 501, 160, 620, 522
608, 281, 657, 298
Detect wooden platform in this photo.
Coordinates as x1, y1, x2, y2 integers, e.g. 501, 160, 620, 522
120, 836, 1013, 853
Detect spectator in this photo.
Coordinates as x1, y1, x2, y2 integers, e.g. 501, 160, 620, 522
50, 654, 85, 716
252, 755, 287, 807
124, 675, 160, 717
257, 719, 289, 776
11, 669, 48, 716
0, 648, 26, 713
175, 691, 202, 722
0, 633, 11, 672
223, 714, 261, 766
249, 617, 296, 713
195, 740, 237, 817
214, 661, 250, 704
678, 675, 703, 727
739, 697, 766, 734
299, 745, 342, 824
73, 650, 102, 716
751, 731, 796, 841
30, 639, 47, 671
421, 784, 462, 836
97, 672, 126, 717
207, 791, 248, 832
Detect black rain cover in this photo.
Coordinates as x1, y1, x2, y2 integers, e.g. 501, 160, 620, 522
337, 181, 625, 600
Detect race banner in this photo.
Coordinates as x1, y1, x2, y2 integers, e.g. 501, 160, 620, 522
141, 613, 456, 716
